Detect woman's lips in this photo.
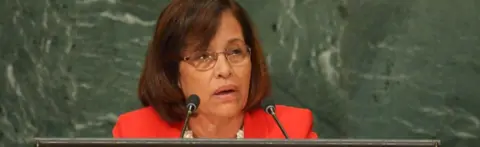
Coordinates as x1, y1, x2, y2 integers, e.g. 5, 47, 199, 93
212, 91, 237, 101
213, 84, 238, 101
213, 84, 237, 94
214, 89, 235, 95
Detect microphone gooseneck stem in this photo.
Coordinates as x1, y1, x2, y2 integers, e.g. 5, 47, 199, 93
180, 107, 193, 138
269, 110, 290, 139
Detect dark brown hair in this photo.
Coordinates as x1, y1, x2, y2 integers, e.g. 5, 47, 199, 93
138, 0, 271, 123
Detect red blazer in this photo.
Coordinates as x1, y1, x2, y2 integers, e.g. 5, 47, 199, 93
113, 105, 317, 139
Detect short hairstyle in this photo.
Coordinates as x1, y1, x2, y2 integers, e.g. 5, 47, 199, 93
137, 0, 271, 123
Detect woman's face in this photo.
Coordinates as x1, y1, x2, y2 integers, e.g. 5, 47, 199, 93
178, 11, 251, 117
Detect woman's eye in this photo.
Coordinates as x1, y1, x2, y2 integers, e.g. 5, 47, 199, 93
197, 53, 211, 61
232, 48, 243, 54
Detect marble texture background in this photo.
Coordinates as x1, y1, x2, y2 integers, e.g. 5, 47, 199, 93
0, 0, 479, 147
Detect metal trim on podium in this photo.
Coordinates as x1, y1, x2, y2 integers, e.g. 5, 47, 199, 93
35, 138, 440, 147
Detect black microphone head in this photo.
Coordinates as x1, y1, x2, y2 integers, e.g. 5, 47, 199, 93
261, 98, 275, 114
186, 94, 200, 111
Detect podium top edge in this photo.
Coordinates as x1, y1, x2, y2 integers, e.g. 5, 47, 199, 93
34, 138, 441, 145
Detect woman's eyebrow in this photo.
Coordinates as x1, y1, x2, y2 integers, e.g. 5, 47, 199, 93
226, 38, 244, 44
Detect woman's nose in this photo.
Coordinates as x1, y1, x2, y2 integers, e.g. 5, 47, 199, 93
213, 54, 233, 78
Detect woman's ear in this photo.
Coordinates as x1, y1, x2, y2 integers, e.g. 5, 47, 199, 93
177, 80, 182, 89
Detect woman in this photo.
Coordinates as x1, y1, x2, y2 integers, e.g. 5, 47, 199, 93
113, 0, 317, 139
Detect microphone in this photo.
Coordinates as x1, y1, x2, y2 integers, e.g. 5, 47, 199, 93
180, 94, 200, 138
261, 99, 290, 139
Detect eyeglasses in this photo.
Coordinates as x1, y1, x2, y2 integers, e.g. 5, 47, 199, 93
182, 43, 251, 71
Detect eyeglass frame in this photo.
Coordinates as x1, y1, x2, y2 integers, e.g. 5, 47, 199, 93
180, 45, 252, 71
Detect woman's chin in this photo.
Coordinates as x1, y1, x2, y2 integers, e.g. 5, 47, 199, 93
210, 104, 243, 117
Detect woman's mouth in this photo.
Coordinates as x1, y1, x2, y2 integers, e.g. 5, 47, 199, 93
214, 89, 236, 95
213, 85, 238, 101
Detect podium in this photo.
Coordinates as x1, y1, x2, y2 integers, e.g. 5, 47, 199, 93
35, 138, 440, 147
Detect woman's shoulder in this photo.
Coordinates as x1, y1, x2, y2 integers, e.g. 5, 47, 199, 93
275, 105, 314, 128
113, 106, 177, 138
116, 106, 174, 126
274, 105, 316, 138
249, 105, 312, 117
249, 104, 313, 120
247, 104, 316, 138
270, 105, 314, 126
115, 106, 166, 126
117, 106, 159, 119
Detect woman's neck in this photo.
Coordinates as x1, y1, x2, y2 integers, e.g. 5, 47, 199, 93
188, 113, 244, 138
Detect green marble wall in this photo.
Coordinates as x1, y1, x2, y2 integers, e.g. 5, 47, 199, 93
0, 0, 479, 147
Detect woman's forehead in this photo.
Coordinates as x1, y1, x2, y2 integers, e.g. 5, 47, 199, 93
183, 38, 245, 52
